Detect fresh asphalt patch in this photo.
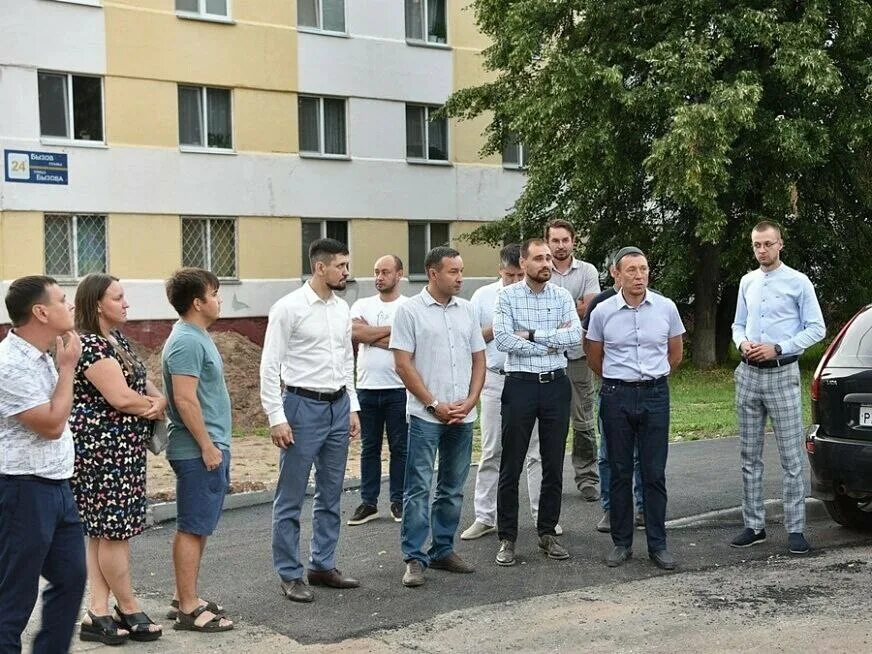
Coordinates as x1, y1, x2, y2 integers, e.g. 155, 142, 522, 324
128, 437, 872, 645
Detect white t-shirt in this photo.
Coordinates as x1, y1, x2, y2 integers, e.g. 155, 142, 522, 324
470, 280, 505, 372
350, 294, 410, 389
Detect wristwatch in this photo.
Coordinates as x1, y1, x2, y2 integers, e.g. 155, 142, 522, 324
528, 329, 536, 342
425, 400, 439, 415
774, 344, 783, 356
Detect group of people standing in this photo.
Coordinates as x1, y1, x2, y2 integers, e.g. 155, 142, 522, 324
0, 217, 825, 651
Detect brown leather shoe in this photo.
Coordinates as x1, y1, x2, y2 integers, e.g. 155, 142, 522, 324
280, 579, 314, 603
306, 568, 360, 589
428, 552, 475, 573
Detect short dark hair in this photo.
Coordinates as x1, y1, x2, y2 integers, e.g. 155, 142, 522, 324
5, 275, 57, 327
424, 246, 461, 272
544, 219, 575, 240
520, 238, 547, 259
165, 268, 220, 316
752, 220, 783, 238
309, 238, 349, 268
499, 243, 521, 268
75, 273, 119, 335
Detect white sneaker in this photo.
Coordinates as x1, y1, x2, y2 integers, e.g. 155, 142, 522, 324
460, 520, 496, 540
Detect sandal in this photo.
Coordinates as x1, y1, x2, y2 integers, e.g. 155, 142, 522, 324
113, 604, 162, 642
80, 610, 128, 646
172, 604, 234, 633
166, 597, 224, 620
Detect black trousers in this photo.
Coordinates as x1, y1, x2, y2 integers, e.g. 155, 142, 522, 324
497, 375, 571, 542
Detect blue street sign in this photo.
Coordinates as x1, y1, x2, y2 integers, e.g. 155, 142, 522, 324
4, 150, 68, 185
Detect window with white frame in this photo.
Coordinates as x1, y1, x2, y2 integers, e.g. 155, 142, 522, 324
297, 0, 345, 32
176, 0, 230, 19
405, 0, 447, 44
301, 220, 348, 275
406, 105, 448, 161
181, 217, 238, 279
178, 85, 233, 150
502, 135, 527, 169
44, 214, 107, 278
37, 72, 104, 142
408, 222, 449, 275
298, 96, 347, 156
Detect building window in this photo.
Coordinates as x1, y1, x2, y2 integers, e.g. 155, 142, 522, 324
37, 72, 103, 143
44, 214, 107, 278
297, 0, 345, 32
298, 96, 347, 156
408, 222, 449, 275
405, 0, 447, 44
178, 85, 233, 150
502, 137, 527, 169
182, 217, 237, 279
406, 105, 447, 161
301, 220, 348, 275
176, 0, 230, 19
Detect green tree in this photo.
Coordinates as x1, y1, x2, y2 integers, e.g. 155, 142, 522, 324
447, 0, 872, 367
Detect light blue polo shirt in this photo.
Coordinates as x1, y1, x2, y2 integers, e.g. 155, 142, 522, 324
586, 290, 685, 381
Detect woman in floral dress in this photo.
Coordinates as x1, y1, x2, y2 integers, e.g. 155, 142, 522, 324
71, 274, 166, 644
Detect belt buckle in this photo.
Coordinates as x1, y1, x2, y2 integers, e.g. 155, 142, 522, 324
538, 371, 553, 384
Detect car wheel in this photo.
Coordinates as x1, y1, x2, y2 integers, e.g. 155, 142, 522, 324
823, 495, 872, 530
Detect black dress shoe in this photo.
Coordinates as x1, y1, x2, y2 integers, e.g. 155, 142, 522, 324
606, 545, 632, 567
649, 549, 676, 570
307, 568, 360, 589
280, 579, 314, 603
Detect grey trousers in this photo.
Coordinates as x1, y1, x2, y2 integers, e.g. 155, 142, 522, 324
568, 357, 598, 488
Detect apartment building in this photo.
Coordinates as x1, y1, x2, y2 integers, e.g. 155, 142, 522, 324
0, 0, 525, 332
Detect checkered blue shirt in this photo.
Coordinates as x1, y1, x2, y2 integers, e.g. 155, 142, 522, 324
493, 281, 582, 373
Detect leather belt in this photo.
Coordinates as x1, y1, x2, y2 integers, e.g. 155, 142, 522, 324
603, 377, 667, 388
505, 369, 567, 384
742, 356, 799, 369
287, 386, 346, 402
0, 473, 67, 485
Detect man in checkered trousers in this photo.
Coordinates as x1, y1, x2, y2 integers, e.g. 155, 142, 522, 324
730, 220, 825, 554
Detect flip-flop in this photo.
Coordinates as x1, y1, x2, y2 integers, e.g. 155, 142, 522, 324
166, 598, 224, 620
173, 605, 233, 633
113, 605, 162, 642
80, 610, 128, 646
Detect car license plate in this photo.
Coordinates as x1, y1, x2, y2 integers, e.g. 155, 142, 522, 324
861, 406, 872, 427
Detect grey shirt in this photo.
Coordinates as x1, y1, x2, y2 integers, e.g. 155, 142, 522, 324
390, 288, 486, 424
549, 258, 601, 359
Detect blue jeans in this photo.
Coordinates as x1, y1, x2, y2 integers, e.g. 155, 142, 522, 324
401, 416, 473, 566
272, 391, 350, 582
598, 397, 644, 513
358, 388, 408, 506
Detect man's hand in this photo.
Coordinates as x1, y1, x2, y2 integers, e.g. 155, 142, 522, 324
349, 412, 361, 439
513, 330, 530, 339
746, 343, 778, 362
575, 298, 586, 318
270, 423, 294, 449
56, 330, 82, 370
432, 402, 453, 424
446, 399, 474, 424
372, 335, 391, 349
202, 443, 224, 471
352, 317, 369, 325
141, 395, 167, 420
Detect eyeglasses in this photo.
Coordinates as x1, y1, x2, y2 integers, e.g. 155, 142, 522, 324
752, 241, 779, 250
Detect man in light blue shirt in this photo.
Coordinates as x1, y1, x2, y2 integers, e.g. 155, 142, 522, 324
730, 221, 825, 555
586, 247, 685, 571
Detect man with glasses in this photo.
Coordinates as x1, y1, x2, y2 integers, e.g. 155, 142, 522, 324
730, 221, 825, 555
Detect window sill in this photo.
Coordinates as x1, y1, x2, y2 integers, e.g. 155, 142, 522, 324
179, 146, 236, 155
406, 158, 452, 167
299, 152, 351, 161
44, 0, 102, 7
405, 39, 451, 50
40, 138, 107, 149
176, 11, 235, 25
502, 164, 528, 172
297, 26, 350, 39
218, 278, 241, 285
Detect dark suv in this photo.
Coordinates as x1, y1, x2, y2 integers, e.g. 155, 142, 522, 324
806, 304, 872, 529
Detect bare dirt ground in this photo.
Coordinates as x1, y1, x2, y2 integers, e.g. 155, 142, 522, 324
135, 332, 371, 501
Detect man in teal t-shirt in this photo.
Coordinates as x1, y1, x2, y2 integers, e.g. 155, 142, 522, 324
161, 268, 234, 633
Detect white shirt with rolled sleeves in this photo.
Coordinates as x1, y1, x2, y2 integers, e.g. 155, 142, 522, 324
586, 290, 686, 381
0, 331, 74, 479
389, 288, 486, 424
349, 294, 409, 389
549, 257, 600, 360
259, 282, 359, 428
470, 280, 507, 372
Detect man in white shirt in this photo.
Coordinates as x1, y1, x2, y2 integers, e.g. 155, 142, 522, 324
347, 255, 409, 526
260, 238, 362, 603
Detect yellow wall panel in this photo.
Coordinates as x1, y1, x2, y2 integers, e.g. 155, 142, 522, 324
106, 77, 177, 148
235, 90, 297, 153
0, 212, 44, 279
234, 0, 295, 25
108, 214, 181, 279
452, 221, 500, 277
450, 0, 490, 50
453, 46, 497, 164
349, 220, 408, 278
238, 216, 301, 278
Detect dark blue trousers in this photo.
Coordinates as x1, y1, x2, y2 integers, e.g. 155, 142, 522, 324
600, 380, 670, 553
358, 388, 408, 506
0, 476, 86, 654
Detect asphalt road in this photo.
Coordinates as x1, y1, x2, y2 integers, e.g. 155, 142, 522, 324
109, 436, 871, 646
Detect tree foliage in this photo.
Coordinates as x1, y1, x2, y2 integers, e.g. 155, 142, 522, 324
447, 0, 872, 365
